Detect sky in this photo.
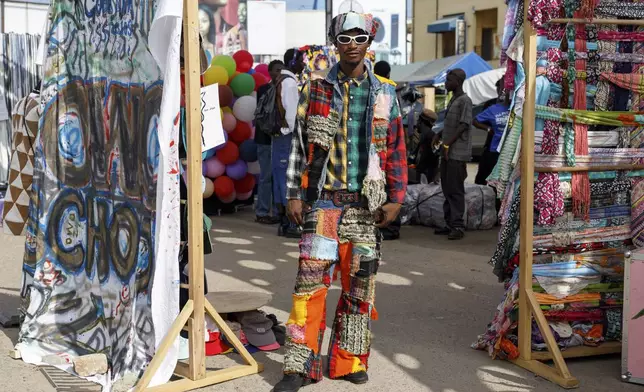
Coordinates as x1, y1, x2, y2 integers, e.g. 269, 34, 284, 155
284, 0, 413, 18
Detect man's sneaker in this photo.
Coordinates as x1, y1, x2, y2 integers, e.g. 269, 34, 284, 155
448, 228, 465, 240
273, 374, 310, 392
434, 227, 450, 235
343, 371, 369, 385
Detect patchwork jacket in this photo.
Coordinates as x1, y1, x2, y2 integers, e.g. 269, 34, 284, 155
286, 63, 407, 211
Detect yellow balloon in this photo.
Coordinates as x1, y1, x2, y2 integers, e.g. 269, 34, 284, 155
222, 107, 232, 114
203, 65, 229, 86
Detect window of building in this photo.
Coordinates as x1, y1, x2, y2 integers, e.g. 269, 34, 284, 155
481, 28, 494, 61
442, 31, 455, 57
474, 8, 498, 61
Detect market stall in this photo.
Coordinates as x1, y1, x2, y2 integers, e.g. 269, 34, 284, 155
474, 0, 644, 388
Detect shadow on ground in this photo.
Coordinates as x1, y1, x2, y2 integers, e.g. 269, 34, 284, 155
197, 209, 634, 392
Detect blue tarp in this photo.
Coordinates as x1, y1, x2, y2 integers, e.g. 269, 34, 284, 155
390, 52, 493, 86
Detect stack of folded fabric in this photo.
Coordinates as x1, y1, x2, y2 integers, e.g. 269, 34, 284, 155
473, 0, 643, 360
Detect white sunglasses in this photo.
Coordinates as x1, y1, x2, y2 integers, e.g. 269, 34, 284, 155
336, 34, 370, 45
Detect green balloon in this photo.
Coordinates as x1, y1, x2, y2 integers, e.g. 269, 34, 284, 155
229, 73, 256, 97
211, 55, 237, 78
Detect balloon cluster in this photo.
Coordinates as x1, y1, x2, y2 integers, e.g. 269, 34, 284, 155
199, 50, 270, 203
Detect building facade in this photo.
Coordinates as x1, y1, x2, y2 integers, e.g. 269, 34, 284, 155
412, 0, 506, 68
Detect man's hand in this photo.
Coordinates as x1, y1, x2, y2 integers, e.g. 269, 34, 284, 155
375, 203, 402, 228
443, 145, 449, 161
287, 199, 308, 226
432, 133, 441, 147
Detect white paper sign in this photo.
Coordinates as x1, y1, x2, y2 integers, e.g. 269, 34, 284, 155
200, 83, 226, 152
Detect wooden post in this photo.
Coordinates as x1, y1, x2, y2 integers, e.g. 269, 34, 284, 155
517, 1, 536, 362
182, 0, 206, 380
422, 87, 435, 111
130, 0, 263, 390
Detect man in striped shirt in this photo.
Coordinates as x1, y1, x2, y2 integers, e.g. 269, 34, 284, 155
275, 12, 407, 392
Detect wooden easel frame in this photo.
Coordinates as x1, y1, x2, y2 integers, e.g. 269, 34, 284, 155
133, 0, 262, 390
508, 8, 643, 390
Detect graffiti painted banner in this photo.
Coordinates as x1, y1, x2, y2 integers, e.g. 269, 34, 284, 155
16, 0, 182, 388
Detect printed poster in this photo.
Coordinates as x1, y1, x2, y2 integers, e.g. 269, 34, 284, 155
199, 0, 248, 57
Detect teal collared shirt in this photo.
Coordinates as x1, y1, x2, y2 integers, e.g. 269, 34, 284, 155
324, 69, 371, 191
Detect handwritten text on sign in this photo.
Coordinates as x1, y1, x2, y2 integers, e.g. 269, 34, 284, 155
201, 83, 226, 152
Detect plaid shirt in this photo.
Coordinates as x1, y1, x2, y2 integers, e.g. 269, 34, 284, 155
286, 63, 407, 204
325, 70, 370, 191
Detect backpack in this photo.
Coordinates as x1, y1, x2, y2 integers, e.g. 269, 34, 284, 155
254, 74, 294, 137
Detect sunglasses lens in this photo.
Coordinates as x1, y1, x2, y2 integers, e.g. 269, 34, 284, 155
337, 36, 351, 44
355, 36, 369, 44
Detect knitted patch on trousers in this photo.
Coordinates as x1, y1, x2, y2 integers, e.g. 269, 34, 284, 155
307, 112, 340, 151
339, 313, 371, 356
295, 258, 331, 294
300, 234, 338, 261
338, 208, 378, 243
287, 324, 306, 344
283, 341, 313, 374
349, 273, 376, 304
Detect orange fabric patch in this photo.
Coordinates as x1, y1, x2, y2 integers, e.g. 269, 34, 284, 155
304, 288, 328, 354
371, 306, 378, 321
338, 242, 353, 292
316, 209, 341, 239
334, 349, 365, 377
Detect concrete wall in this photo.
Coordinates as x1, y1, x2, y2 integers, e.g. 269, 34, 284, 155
412, 0, 505, 68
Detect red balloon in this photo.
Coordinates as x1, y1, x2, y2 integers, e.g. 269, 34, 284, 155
234, 173, 256, 194
215, 141, 239, 165
218, 85, 234, 107
213, 176, 234, 198
233, 50, 254, 73
252, 73, 268, 91
229, 121, 251, 144
254, 63, 270, 79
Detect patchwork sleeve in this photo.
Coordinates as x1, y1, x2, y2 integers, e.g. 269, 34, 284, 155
385, 94, 408, 204
286, 81, 311, 200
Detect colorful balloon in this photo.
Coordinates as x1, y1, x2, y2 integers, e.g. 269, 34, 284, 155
218, 85, 234, 107
230, 121, 252, 144
233, 50, 254, 73
229, 73, 256, 97
237, 190, 254, 201
212, 55, 237, 78
222, 112, 237, 132
214, 175, 234, 198
254, 63, 270, 79
203, 177, 215, 198
234, 173, 256, 194
204, 157, 225, 178
220, 190, 237, 204
203, 65, 229, 86
226, 159, 248, 180
247, 160, 261, 175
239, 139, 258, 162
215, 141, 239, 165
251, 73, 268, 91
232, 96, 257, 122
222, 106, 233, 114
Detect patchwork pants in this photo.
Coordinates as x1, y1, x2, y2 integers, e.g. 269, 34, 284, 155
283, 199, 380, 380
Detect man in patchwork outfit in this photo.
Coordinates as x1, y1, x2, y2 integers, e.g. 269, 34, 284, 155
276, 12, 407, 392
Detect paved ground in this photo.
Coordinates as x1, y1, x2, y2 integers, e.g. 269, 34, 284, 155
0, 209, 639, 392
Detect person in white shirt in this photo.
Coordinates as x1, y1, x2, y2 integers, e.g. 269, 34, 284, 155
274, 48, 305, 238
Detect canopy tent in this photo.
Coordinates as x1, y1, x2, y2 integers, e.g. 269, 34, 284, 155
390, 52, 493, 86
462, 67, 507, 106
